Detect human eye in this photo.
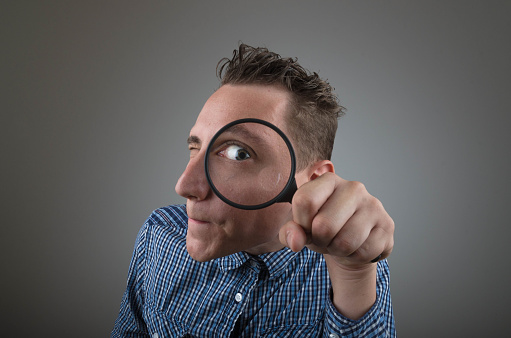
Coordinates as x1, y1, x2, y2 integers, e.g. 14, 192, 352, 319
218, 144, 252, 161
187, 136, 201, 157
188, 144, 199, 159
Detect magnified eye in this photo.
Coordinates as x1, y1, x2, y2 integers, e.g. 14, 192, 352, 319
220, 144, 251, 161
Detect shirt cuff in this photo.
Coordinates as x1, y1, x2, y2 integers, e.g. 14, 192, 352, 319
322, 260, 392, 337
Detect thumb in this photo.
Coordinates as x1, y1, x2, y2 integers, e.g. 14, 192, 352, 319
279, 220, 308, 252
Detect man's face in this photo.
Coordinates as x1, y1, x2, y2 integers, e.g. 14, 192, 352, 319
175, 84, 308, 262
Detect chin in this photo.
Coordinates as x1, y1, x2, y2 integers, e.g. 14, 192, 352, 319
187, 250, 212, 262
185, 233, 228, 262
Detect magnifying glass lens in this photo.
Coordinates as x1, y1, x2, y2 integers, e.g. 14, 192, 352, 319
206, 120, 295, 209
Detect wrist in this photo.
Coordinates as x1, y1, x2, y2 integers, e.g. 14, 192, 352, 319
324, 254, 377, 280
324, 254, 377, 320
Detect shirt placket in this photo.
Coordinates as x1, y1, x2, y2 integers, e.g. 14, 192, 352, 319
223, 259, 260, 337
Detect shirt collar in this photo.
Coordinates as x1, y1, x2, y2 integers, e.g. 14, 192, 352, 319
217, 247, 299, 279
217, 251, 250, 272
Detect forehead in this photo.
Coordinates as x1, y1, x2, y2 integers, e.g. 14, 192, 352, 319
191, 84, 291, 140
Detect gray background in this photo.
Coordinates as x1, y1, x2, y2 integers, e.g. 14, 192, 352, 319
2, 1, 510, 337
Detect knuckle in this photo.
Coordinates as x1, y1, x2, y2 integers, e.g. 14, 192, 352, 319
292, 191, 317, 213
387, 227, 395, 250
367, 197, 392, 225
387, 217, 395, 232
349, 180, 366, 193
381, 214, 395, 234
331, 235, 357, 256
370, 196, 383, 208
311, 215, 336, 240
388, 238, 395, 252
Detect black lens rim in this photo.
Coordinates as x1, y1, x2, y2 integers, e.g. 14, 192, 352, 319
204, 118, 297, 210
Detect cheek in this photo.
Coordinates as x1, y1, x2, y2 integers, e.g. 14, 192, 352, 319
200, 202, 292, 246
246, 204, 293, 235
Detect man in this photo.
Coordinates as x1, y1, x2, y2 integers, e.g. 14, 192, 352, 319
112, 44, 395, 337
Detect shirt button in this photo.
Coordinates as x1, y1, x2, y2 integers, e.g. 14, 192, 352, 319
235, 293, 243, 302
329, 334, 339, 338
250, 260, 258, 268
153, 333, 159, 338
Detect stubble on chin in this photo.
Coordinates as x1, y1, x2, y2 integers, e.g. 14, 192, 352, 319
185, 228, 237, 262
185, 233, 214, 262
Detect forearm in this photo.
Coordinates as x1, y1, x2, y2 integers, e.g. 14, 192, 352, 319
324, 254, 377, 320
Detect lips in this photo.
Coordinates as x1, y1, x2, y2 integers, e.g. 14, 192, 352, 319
186, 204, 214, 225
186, 201, 233, 227
188, 217, 210, 225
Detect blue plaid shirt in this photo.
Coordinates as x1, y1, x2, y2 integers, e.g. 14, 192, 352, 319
112, 204, 395, 337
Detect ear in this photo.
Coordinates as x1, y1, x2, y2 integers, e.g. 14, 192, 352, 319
307, 160, 335, 181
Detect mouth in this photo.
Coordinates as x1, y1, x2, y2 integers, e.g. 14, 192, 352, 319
188, 217, 210, 226
186, 202, 224, 226
186, 205, 214, 225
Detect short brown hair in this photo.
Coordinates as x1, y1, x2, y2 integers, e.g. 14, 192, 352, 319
217, 43, 345, 171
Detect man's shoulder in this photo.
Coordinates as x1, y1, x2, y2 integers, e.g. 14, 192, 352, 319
141, 204, 188, 240
147, 204, 188, 225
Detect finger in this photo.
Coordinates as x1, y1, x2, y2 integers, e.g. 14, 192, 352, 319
279, 220, 309, 252
309, 180, 363, 248
347, 225, 393, 264
355, 205, 395, 262
324, 209, 374, 256
291, 173, 337, 230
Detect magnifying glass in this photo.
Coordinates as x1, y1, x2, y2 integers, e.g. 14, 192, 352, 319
205, 118, 297, 210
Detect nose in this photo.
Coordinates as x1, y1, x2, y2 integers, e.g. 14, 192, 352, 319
175, 153, 211, 201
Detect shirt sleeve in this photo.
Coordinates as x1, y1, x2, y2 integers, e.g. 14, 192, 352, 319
322, 260, 396, 338
111, 223, 150, 338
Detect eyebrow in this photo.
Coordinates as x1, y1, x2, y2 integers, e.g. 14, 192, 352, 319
186, 124, 272, 150
187, 135, 201, 146
222, 124, 270, 148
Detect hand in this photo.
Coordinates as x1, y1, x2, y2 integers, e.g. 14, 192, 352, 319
279, 172, 394, 269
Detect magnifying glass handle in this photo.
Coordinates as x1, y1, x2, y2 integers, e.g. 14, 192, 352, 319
277, 179, 297, 204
